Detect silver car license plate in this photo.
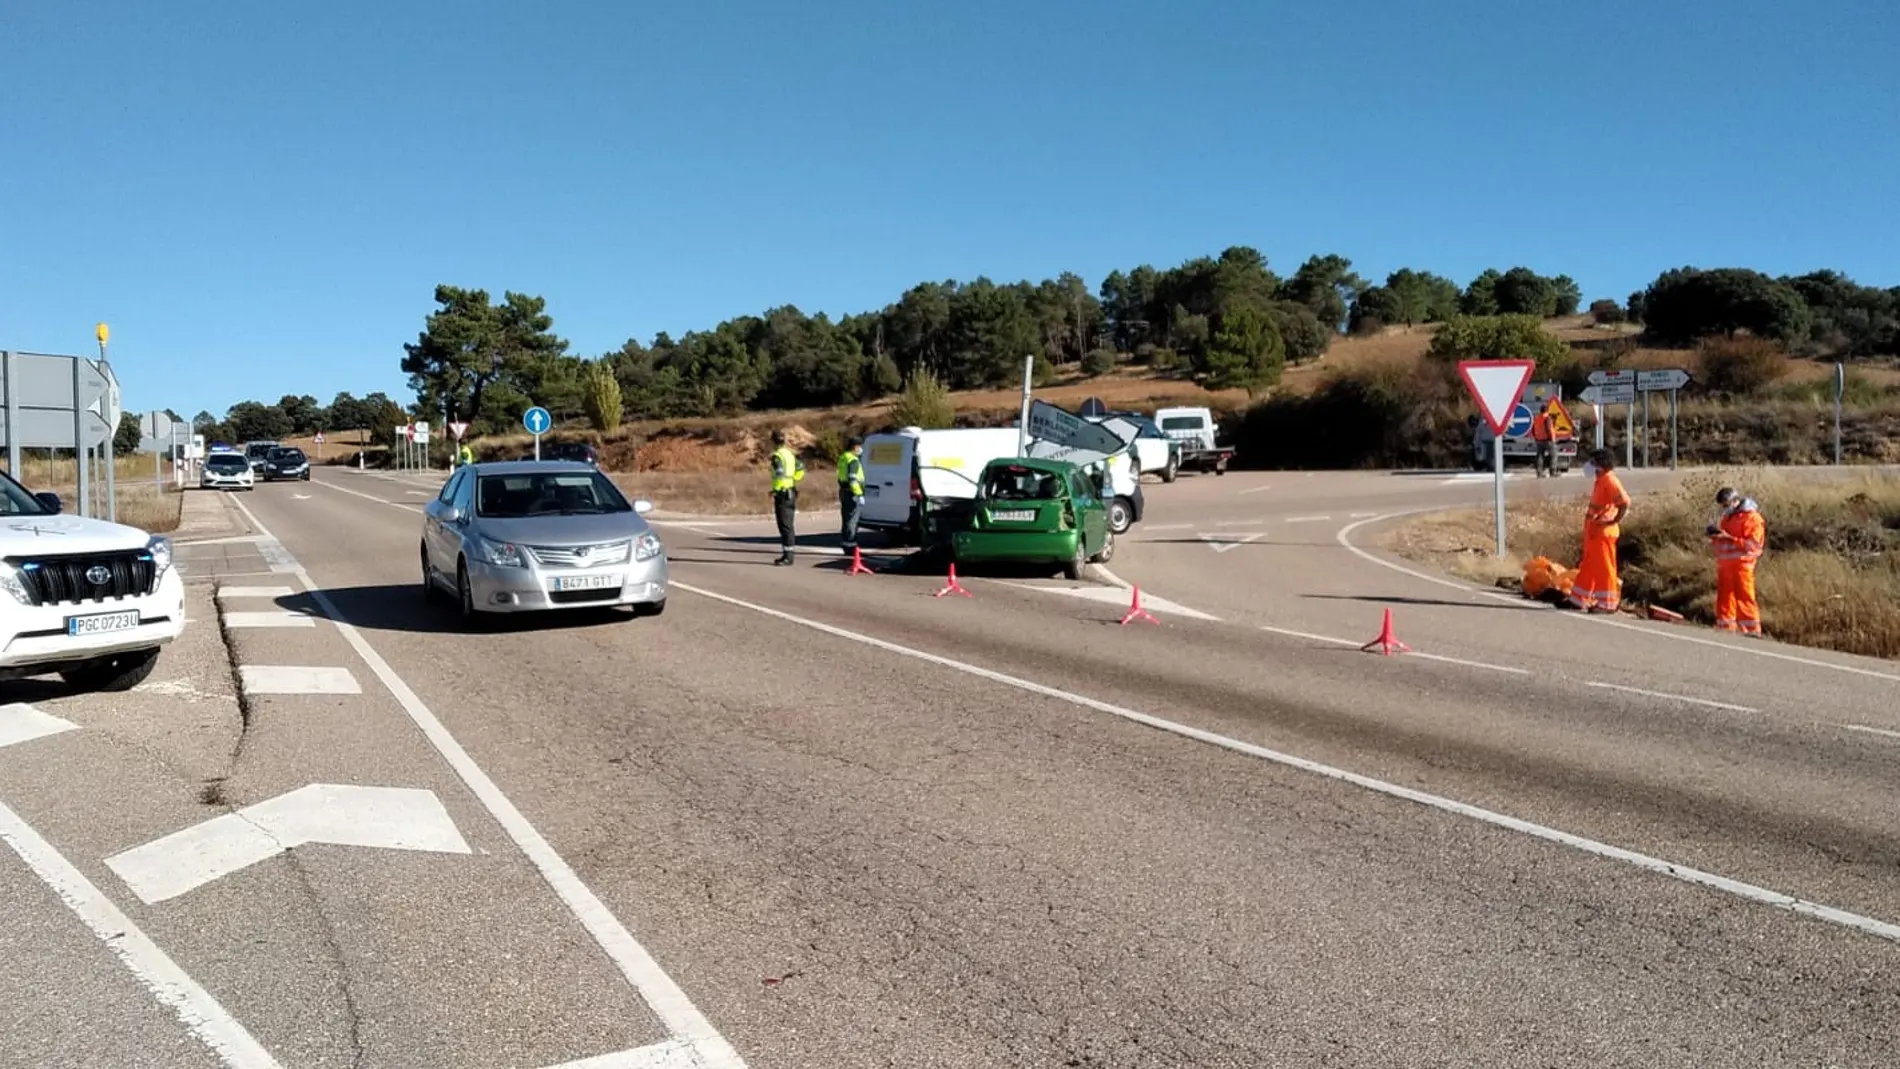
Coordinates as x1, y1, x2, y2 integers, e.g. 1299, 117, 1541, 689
551, 574, 619, 592
68, 609, 139, 636
990, 509, 1034, 522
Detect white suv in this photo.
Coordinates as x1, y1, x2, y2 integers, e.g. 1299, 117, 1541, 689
0, 471, 186, 692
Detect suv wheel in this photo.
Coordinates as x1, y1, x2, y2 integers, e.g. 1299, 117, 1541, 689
59, 649, 160, 693
1107, 498, 1133, 535
1161, 457, 1179, 483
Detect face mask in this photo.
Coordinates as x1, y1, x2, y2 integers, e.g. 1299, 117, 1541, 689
1581, 462, 1597, 480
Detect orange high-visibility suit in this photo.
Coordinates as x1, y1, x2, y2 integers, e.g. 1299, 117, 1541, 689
1569, 467, 1630, 612
1710, 498, 1765, 634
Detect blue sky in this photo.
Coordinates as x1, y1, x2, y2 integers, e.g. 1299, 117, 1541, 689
4, 0, 1895, 421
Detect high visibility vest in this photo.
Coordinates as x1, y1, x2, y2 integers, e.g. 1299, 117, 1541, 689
458, 445, 473, 464
1530, 412, 1551, 441
837, 451, 864, 495
770, 446, 805, 493
1712, 503, 1765, 564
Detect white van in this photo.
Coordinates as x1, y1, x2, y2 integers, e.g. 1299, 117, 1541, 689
860, 426, 1143, 540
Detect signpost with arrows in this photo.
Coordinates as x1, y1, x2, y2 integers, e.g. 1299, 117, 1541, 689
1580, 367, 1691, 470
1457, 359, 1536, 556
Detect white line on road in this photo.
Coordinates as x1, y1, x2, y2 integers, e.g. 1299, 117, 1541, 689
1140, 522, 1195, 531
1335, 512, 1900, 683
1584, 681, 1759, 714
226, 494, 747, 1067
674, 579, 1900, 947
311, 477, 426, 514
1255, 624, 1530, 675
238, 665, 362, 695
0, 799, 284, 1068
540, 1039, 702, 1068
0, 704, 79, 749
216, 586, 296, 600
1843, 724, 1900, 741
222, 611, 317, 629
1237, 485, 1274, 495
1282, 515, 1332, 523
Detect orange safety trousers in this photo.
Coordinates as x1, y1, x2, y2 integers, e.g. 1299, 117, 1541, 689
1714, 562, 1760, 633
1569, 529, 1621, 612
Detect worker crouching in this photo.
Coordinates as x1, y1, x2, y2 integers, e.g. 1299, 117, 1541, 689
1707, 487, 1765, 636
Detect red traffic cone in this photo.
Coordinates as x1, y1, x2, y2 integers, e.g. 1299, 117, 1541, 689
844, 546, 873, 576
1118, 584, 1159, 625
933, 562, 972, 598
1359, 607, 1411, 655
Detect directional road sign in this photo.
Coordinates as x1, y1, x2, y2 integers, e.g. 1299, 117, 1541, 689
1636, 368, 1692, 392
1505, 403, 1535, 438
1587, 368, 1636, 387
1457, 360, 1536, 436
522, 406, 552, 436
1025, 399, 1123, 456
1579, 383, 1636, 406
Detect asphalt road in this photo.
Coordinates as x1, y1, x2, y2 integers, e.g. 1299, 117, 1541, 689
5, 463, 1898, 1068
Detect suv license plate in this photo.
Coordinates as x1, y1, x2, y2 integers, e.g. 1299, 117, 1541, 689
990, 509, 1034, 522
551, 574, 619, 592
68, 610, 140, 636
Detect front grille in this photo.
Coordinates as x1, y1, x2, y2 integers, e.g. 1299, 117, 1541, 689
526, 541, 629, 568
549, 588, 620, 605
13, 551, 157, 606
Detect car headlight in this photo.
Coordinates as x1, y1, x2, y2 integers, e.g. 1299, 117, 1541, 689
633, 533, 664, 562
474, 538, 525, 568
0, 563, 31, 605
147, 535, 173, 579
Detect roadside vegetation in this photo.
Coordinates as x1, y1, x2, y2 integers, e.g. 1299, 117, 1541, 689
1384, 469, 1900, 660
5, 453, 185, 533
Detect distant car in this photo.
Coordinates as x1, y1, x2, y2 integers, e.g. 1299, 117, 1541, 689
263, 447, 311, 481
420, 460, 665, 627
244, 441, 282, 474
949, 457, 1114, 580
516, 442, 600, 467
200, 452, 255, 491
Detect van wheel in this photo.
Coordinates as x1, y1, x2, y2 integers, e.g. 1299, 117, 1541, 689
1089, 530, 1115, 564
1161, 458, 1178, 483
1107, 498, 1133, 535
1214, 458, 1228, 475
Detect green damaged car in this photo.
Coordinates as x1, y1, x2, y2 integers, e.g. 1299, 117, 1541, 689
950, 457, 1115, 580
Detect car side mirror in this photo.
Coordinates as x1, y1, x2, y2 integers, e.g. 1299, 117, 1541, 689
632, 499, 653, 515
35, 492, 62, 514
438, 505, 462, 525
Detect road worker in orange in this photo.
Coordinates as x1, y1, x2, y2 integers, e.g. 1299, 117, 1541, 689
1529, 403, 1555, 477
1568, 448, 1630, 613
1706, 487, 1765, 636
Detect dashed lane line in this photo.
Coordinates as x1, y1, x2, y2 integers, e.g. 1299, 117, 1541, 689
1584, 681, 1759, 715
671, 579, 1900, 948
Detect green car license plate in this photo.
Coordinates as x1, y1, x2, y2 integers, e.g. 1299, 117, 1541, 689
989, 509, 1035, 522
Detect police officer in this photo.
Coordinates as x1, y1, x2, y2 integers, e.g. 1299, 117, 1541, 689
768, 429, 805, 565
837, 436, 865, 558
458, 443, 474, 468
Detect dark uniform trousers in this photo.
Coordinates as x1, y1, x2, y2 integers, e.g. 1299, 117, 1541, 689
774, 490, 797, 557
839, 486, 862, 552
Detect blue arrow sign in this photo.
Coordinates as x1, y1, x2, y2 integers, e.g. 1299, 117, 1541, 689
522, 406, 551, 436
1504, 403, 1534, 438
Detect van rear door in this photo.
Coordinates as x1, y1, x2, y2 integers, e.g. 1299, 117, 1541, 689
860, 434, 915, 528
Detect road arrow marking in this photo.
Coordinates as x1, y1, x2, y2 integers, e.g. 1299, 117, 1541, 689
540, 1039, 702, 1068
105, 784, 471, 904
1197, 531, 1265, 553
0, 704, 79, 750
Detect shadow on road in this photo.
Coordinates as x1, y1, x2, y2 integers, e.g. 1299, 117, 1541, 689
1301, 593, 1535, 612
271, 587, 636, 634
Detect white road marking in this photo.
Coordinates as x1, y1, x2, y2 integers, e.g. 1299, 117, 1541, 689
179, 534, 271, 547
0, 704, 79, 749
540, 1040, 702, 1068
1237, 485, 1274, 495
1255, 624, 1529, 675
216, 585, 296, 600
225, 494, 748, 1067
311, 477, 426, 513
1584, 681, 1759, 714
291, 493, 312, 500
1350, 511, 1379, 518
1336, 512, 1900, 683
674, 579, 1900, 947
238, 665, 362, 696
405, 490, 432, 497
1283, 515, 1332, 523
1005, 582, 1222, 621
1843, 724, 1900, 741
0, 799, 284, 1068
221, 611, 316, 629
1140, 522, 1195, 532
1198, 532, 1265, 554
106, 784, 471, 905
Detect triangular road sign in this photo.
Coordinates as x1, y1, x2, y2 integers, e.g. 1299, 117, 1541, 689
1457, 360, 1536, 436
1545, 399, 1576, 440
449, 421, 469, 440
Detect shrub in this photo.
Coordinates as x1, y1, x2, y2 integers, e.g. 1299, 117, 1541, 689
1081, 348, 1117, 377
1589, 299, 1626, 325
582, 361, 623, 432
889, 367, 955, 429
1426, 314, 1571, 377
1697, 336, 1789, 397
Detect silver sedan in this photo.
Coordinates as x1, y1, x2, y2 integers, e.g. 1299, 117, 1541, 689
420, 461, 667, 626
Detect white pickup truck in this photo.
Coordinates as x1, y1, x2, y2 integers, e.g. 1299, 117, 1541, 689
0, 469, 185, 692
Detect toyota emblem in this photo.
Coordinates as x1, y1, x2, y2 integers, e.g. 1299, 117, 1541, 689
85, 565, 112, 585
575, 546, 590, 559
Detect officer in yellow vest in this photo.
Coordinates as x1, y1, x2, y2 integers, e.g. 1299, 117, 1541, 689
837, 436, 865, 558
458, 443, 474, 467
768, 429, 805, 565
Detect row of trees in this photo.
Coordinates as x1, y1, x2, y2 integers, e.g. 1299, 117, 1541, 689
189, 391, 409, 449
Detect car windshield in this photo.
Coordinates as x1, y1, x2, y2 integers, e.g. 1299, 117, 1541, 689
981, 466, 1061, 501
207, 456, 249, 471
1160, 416, 1204, 431
271, 450, 305, 463
0, 471, 54, 516
475, 471, 631, 517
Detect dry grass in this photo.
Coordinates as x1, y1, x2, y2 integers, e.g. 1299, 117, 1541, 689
607, 472, 831, 516
1384, 468, 1900, 658
1, 453, 185, 533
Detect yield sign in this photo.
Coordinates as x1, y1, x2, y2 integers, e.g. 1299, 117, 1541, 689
1457, 360, 1536, 437
105, 784, 471, 904
449, 421, 469, 440
1197, 531, 1265, 553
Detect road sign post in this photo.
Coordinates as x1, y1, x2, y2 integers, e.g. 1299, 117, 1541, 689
1833, 362, 1845, 465
1457, 360, 1536, 557
1630, 369, 1691, 470
523, 406, 551, 461
1016, 354, 1034, 458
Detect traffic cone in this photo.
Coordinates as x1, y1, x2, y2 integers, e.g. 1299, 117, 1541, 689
933, 562, 971, 598
844, 546, 873, 576
1118, 584, 1159, 626
1359, 608, 1411, 655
